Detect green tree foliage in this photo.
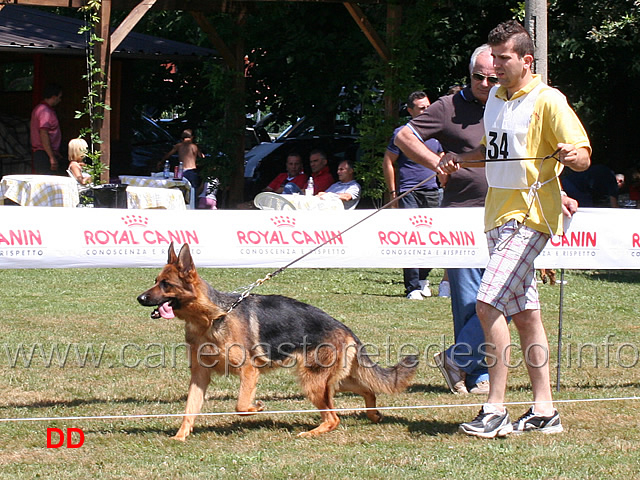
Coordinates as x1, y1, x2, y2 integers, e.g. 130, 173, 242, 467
243, 3, 370, 129
126, 0, 638, 199
549, 0, 640, 172
353, 0, 522, 201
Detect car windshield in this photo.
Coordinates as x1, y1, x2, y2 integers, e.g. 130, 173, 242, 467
132, 115, 175, 145
276, 115, 357, 140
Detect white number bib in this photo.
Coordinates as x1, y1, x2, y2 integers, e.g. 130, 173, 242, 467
484, 83, 545, 189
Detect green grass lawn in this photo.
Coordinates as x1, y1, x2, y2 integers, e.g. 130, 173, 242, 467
0, 267, 639, 479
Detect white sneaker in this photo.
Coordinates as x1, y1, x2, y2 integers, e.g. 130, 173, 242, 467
438, 280, 450, 298
407, 290, 423, 300
419, 280, 432, 297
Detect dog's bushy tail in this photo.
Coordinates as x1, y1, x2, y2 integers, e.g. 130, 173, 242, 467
352, 347, 418, 394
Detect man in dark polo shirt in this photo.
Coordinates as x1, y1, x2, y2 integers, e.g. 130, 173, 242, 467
384, 91, 443, 300
395, 45, 494, 395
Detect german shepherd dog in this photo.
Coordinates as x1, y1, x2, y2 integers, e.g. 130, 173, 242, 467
539, 268, 557, 285
137, 243, 418, 440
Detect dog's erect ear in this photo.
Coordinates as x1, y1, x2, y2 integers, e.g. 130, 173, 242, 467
177, 243, 195, 274
167, 242, 178, 264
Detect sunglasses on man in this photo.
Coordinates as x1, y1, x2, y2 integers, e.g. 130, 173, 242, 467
472, 73, 500, 84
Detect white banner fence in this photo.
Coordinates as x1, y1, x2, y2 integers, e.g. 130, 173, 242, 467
1, 206, 638, 270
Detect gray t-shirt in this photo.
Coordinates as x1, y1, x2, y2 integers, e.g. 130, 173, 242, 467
326, 180, 361, 209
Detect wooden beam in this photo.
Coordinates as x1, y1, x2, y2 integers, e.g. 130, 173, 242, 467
343, 2, 390, 62
98, 0, 112, 183
112, 0, 383, 9
5, 0, 384, 10
5, 0, 85, 7
189, 11, 236, 69
228, 6, 248, 206
110, 0, 158, 54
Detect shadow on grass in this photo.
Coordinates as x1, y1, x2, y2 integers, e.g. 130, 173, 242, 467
407, 383, 452, 395
2, 390, 310, 410
1, 396, 180, 410
116, 412, 460, 438
576, 270, 640, 284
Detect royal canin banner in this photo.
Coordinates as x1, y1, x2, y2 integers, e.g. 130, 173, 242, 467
0, 207, 638, 269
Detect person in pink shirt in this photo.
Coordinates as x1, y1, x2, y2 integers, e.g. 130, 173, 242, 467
30, 83, 63, 174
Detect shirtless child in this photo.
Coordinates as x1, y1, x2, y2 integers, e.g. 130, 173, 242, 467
161, 129, 204, 190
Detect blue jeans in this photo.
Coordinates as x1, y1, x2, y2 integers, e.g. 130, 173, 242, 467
445, 267, 489, 387
399, 189, 440, 293
282, 183, 302, 194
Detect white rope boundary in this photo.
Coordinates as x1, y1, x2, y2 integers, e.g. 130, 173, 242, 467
1, 396, 638, 424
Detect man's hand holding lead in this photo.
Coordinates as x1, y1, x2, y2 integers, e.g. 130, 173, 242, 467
437, 153, 460, 175
557, 143, 591, 172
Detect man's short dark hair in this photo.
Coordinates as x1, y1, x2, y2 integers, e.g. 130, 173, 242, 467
407, 91, 428, 110
309, 149, 327, 160
487, 20, 534, 58
43, 83, 62, 99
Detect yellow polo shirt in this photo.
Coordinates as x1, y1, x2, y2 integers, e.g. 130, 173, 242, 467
483, 75, 591, 235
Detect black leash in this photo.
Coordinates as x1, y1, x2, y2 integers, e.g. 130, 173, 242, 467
459, 148, 562, 165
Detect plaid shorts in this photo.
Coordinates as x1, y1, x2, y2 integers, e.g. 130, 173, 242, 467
477, 220, 550, 316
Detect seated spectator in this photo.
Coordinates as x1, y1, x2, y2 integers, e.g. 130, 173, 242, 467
308, 149, 335, 193
66, 138, 92, 185
318, 159, 361, 209
282, 149, 335, 194
264, 152, 308, 193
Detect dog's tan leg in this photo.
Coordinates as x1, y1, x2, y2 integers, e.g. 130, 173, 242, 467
298, 386, 340, 437
236, 364, 265, 414
297, 367, 341, 438
540, 269, 548, 284
174, 362, 211, 441
338, 378, 382, 423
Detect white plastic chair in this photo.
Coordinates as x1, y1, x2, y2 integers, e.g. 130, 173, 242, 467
253, 192, 297, 210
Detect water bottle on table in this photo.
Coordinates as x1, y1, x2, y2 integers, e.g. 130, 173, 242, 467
163, 160, 170, 179
305, 176, 314, 196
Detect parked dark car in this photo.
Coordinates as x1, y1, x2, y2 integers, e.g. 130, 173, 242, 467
243, 115, 360, 200
129, 114, 178, 175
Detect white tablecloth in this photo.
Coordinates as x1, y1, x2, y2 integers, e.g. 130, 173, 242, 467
0, 174, 80, 207
286, 193, 344, 210
119, 175, 194, 208
126, 186, 186, 210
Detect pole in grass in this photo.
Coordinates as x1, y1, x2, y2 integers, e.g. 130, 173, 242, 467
556, 268, 566, 392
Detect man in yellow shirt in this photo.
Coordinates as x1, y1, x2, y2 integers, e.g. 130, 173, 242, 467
438, 20, 591, 438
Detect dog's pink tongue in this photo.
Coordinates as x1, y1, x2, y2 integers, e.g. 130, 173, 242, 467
158, 302, 175, 319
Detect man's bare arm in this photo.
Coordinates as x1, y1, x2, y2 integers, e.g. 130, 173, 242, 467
438, 145, 486, 174
558, 144, 590, 172
382, 150, 399, 208
395, 125, 442, 170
